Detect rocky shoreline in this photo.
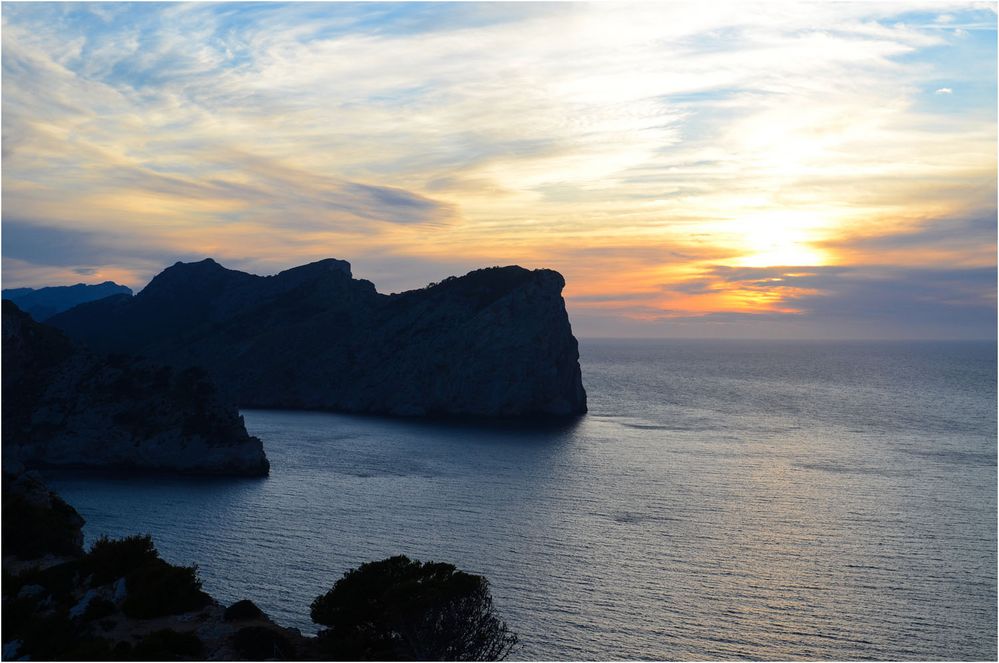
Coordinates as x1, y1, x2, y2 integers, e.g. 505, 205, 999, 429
2, 465, 312, 661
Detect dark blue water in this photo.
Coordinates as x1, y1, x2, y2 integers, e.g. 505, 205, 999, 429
46, 340, 998, 660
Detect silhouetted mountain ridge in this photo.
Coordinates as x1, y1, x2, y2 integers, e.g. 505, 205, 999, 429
2, 281, 132, 321
51, 258, 587, 417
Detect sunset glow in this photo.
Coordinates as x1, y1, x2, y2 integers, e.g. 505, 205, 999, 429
2, 2, 995, 338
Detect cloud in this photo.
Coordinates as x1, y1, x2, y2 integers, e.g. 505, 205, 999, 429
1, 2, 995, 338
818, 208, 998, 270
1, 220, 178, 268
0, 220, 200, 289
667, 265, 843, 295
573, 264, 996, 339
935, 87, 954, 94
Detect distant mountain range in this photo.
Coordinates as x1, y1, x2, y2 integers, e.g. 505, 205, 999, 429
50, 258, 587, 417
2, 281, 132, 321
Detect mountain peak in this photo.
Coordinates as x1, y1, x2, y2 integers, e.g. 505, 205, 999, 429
142, 258, 255, 298
277, 258, 352, 280
169, 257, 223, 271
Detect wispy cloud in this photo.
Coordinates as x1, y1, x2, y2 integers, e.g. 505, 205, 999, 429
1, 2, 995, 337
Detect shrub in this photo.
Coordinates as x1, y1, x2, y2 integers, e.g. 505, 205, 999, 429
232, 626, 293, 660
224, 599, 265, 622
121, 558, 211, 619
311, 555, 518, 661
131, 629, 203, 660
85, 534, 158, 585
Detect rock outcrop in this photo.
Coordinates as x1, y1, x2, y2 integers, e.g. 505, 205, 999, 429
2, 281, 132, 321
2, 461, 86, 564
2, 300, 269, 476
50, 258, 587, 417
2, 472, 309, 661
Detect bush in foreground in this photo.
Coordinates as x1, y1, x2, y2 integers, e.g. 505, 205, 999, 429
80, 534, 211, 619
85, 534, 158, 585
122, 558, 211, 618
311, 555, 518, 661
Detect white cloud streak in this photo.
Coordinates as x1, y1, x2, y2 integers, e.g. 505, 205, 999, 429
1, 2, 995, 336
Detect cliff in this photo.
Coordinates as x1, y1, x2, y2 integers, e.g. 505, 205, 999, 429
2, 281, 132, 321
50, 259, 587, 417
2, 301, 269, 476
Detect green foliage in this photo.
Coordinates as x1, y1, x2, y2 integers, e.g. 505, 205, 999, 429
311, 555, 518, 661
82, 534, 210, 618
131, 629, 204, 660
122, 558, 211, 618
232, 626, 293, 660
2, 534, 209, 660
85, 534, 158, 585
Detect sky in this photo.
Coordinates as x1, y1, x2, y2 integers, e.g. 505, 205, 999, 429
2, 1, 996, 339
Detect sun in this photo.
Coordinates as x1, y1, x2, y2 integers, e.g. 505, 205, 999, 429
733, 211, 829, 268
738, 240, 826, 268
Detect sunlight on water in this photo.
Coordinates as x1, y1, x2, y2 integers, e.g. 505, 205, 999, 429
47, 340, 997, 660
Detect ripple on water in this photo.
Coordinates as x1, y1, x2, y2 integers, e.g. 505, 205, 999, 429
45, 340, 997, 660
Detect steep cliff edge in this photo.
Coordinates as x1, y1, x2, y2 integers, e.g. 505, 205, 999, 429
50, 259, 587, 417
2, 301, 269, 476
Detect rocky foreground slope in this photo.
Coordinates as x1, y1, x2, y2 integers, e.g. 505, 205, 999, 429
3, 470, 517, 661
3, 467, 307, 660
2, 301, 268, 475
50, 259, 587, 417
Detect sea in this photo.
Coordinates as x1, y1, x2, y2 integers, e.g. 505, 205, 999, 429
45, 339, 998, 660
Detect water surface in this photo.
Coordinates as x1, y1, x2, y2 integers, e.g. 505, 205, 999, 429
47, 340, 998, 659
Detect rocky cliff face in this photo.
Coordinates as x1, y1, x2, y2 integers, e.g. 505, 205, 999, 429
50, 259, 587, 417
2, 281, 132, 321
2, 301, 269, 476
